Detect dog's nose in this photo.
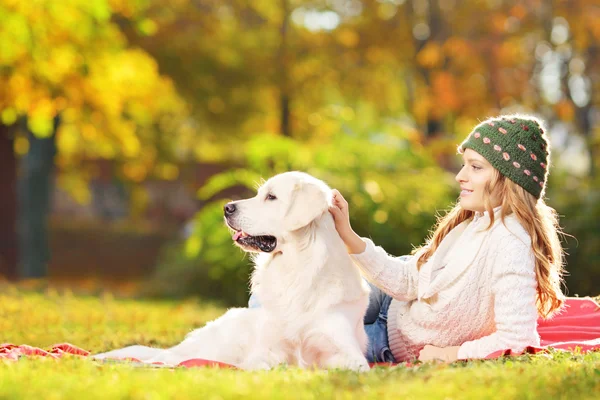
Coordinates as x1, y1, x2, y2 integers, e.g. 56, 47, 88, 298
224, 202, 237, 216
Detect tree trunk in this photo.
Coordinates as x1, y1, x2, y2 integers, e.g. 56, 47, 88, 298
278, 0, 291, 137
0, 125, 18, 280
18, 117, 59, 279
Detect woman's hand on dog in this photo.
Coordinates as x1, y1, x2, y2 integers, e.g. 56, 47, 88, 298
329, 189, 366, 254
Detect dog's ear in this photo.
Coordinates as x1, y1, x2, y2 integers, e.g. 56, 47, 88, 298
284, 181, 329, 231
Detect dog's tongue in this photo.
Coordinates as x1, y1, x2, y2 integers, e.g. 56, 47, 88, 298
233, 231, 243, 241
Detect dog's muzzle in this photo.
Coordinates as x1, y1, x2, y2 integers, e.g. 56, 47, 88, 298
235, 233, 277, 253
226, 214, 277, 253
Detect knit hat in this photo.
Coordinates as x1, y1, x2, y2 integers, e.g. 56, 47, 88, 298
459, 115, 550, 199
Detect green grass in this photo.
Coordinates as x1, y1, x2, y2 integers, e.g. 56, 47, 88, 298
1, 286, 599, 400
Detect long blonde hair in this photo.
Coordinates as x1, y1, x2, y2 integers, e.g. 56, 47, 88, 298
414, 171, 566, 319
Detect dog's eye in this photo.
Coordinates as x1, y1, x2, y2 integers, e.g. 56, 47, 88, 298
266, 194, 277, 201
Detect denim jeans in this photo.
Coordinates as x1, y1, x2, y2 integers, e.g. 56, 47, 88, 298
363, 281, 397, 363
247, 280, 397, 364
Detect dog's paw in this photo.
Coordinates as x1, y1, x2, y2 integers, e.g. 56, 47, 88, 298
238, 356, 273, 371
323, 354, 370, 372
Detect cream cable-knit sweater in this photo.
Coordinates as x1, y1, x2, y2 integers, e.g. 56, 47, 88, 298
350, 209, 540, 361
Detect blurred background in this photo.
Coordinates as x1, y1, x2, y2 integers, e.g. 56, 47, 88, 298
0, 0, 598, 306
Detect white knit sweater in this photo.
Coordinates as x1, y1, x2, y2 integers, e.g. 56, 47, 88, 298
350, 209, 540, 361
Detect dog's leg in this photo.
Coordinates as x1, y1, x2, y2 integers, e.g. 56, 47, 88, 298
236, 320, 289, 370
237, 334, 289, 370
306, 314, 370, 372
93, 345, 164, 362
146, 307, 263, 366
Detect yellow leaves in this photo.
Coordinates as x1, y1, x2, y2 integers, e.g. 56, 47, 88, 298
250, 0, 283, 24
0, 10, 30, 64
193, 138, 230, 163
108, 0, 138, 19
373, 209, 389, 224
417, 42, 444, 69
116, 123, 141, 158
364, 180, 384, 203
28, 98, 57, 137
412, 88, 432, 127
87, 49, 161, 117
137, 18, 158, 36
1, 108, 17, 125
377, 2, 398, 21
58, 173, 92, 205
185, 235, 203, 258
40, 45, 82, 84
57, 124, 80, 157
123, 162, 148, 183
336, 29, 360, 48
155, 163, 179, 181
365, 47, 395, 64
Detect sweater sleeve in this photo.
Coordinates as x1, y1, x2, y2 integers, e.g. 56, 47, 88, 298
349, 238, 419, 301
457, 234, 540, 360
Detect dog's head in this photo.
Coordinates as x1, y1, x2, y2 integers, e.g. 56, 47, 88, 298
224, 171, 331, 253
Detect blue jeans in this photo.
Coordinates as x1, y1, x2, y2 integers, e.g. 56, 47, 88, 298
363, 282, 396, 363
248, 280, 397, 364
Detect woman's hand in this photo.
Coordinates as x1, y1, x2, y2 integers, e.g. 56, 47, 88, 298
329, 189, 366, 254
418, 345, 460, 363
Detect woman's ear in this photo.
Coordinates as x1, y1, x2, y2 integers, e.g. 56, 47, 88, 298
283, 182, 328, 231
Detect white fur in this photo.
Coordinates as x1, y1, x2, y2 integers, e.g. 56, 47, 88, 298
94, 171, 371, 371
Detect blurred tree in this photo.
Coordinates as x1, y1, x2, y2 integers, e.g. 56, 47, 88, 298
17, 117, 59, 278
0, 128, 17, 279
0, 0, 188, 279
147, 0, 600, 300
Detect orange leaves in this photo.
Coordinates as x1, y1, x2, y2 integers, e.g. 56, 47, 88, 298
432, 72, 461, 115
417, 42, 444, 69
555, 100, 575, 122
412, 71, 461, 123
496, 38, 529, 67
509, 4, 528, 20
443, 38, 477, 69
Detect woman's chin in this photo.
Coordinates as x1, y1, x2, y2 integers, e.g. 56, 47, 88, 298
458, 198, 479, 213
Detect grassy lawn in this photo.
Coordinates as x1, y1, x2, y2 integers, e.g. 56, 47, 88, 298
1, 285, 599, 399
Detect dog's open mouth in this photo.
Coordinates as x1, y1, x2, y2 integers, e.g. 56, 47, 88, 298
232, 229, 277, 253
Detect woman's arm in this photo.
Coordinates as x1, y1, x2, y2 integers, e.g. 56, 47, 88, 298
457, 233, 540, 360
350, 238, 420, 301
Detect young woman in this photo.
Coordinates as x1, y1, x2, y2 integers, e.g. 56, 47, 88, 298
329, 115, 566, 363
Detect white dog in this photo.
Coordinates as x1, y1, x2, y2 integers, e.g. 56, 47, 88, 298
94, 172, 371, 371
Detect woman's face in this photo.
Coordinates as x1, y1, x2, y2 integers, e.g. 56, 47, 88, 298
455, 149, 501, 213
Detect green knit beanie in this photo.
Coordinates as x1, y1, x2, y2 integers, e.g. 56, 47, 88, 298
459, 115, 550, 199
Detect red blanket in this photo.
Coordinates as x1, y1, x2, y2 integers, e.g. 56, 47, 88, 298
483, 297, 600, 359
2, 297, 598, 368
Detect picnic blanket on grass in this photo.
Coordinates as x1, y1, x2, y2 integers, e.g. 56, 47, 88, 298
2, 297, 598, 368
